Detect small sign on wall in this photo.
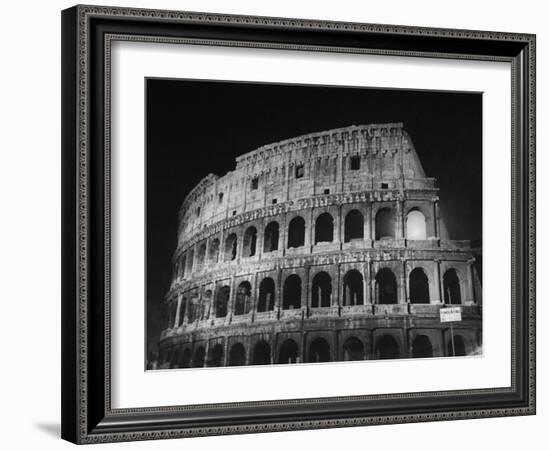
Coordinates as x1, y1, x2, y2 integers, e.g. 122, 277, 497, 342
440, 307, 462, 323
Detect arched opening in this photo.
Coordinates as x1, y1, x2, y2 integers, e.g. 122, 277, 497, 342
215, 286, 230, 318
375, 268, 398, 304
443, 269, 462, 304
196, 242, 206, 268
308, 338, 330, 363
192, 346, 205, 368
201, 291, 212, 320
406, 209, 427, 240
224, 233, 238, 261
288, 216, 305, 248
311, 271, 332, 307
208, 238, 220, 263
447, 335, 466, 356
258, 277, 275, 312
412, 335, 433, 358
178, 297, 187, 326
168, 301, 177, 328
234, 281, 251, 315
179, 255, 186, 279
186, 248, 194, 273
208, 344, 224, 367
278, 339, 299, 364
343, 270, 364, 306
263, 222, 279, 252
343, 337, 364, 361
187, 297, 198, 323
181, 348, 191, 368
409, 268, 430, 304
283, 274, 301, 309
228, 343, 246, 366
242, 226, 257, 257
375, 335, 400, 360
344, 210, 364, 242
315, 213, 334, 243
375, 208, 395, 240
252, 340, 271, 365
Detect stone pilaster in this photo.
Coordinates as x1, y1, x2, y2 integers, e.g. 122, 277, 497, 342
466, 259, 476, 305
227, 275, 236, 324
304, 266, 311, 313
174, 293, 183, 328
396, 199, 405, 239
275, 268, 283, 318
399, 259, 407, 304
364, 260, 371, 304
433, 199, 440, 239
433, 260, 443, 304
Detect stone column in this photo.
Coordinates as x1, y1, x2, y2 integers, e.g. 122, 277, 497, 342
174, 293, 183, 328
432, 199, 440, 238
270, 334, 276, 364
168, 300, 175, 329
300, 269, 308, 317
276, 268, 283, 318
364, 202, 372, 243
396, 200, 405, 239
371, 261, 377, 305
235, 226, 244, 262
338, 151, 345, 193
257, 217, 265, 260
242, 164, 249, 211
336, 264, 342, 312
336, 204, 343, 246
304, 266, 311, 315
371, 204, 377, 241
197, 287, 203, 322
227, 275, 236, 324
285, 158, 291, 202
203, 237, 210, 268
223, 338, 229, 367
203, 339, 210, 368
433, 260, 443, 304
307, 207, 314, 249
467, 260, 476, 305
363, 261, 370, 305
184, 296, 191, 326
172, 261, 178, 286
251, 271, 259, 321
208, 285, 216, 320
399, 260, 407, 304
280, 212, 288, 257
217, 229, 224, 263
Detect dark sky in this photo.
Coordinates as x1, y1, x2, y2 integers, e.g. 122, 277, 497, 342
146, 78, 482, 352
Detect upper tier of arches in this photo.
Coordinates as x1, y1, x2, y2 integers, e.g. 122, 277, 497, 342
172, 201, 459, 284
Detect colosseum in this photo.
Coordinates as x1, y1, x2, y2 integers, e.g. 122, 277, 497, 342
157, 122, 482, 369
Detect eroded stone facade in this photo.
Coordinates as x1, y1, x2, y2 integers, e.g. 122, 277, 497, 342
158, 123, 482, 368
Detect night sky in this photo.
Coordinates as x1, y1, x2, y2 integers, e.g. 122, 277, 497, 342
146, 78, 482, 353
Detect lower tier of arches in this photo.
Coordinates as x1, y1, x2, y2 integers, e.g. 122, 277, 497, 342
155, 320, 481, 370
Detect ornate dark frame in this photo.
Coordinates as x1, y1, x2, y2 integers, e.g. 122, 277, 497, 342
61, 4, 536, 444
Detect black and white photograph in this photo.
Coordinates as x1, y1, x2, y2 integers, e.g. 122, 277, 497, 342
145, 79, 483, 370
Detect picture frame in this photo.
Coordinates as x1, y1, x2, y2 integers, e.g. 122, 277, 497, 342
61, 4, 536, 444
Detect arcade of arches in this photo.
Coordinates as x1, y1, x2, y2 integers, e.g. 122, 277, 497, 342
162, 330, 475, 368
167, 265, 471, 325
175, 208, 438, 279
